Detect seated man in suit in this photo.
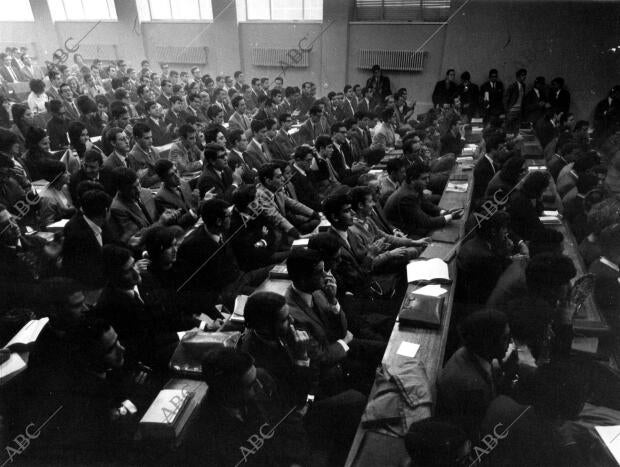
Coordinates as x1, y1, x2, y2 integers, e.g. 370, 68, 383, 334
227, 95, 252, 134
437, 309, 514, 437
255, 163, 321, 239
102, 127, 130, 171
371, 108, 399, 151
163, 95, 184, 134
506, 170, 550, 241
349, 186, 424, 274
548, 142, 579, 182
46, 99, 70, 150
229, 184, 289, 271
247, 119, 271, 166
227, 128, 259, 183
109, 167, 171, 245
127, 122, 161, 188
291, 145, 323, 212
589, 222, 620, 313
556, 150, 600, 199
176, 198, 270, 310
142, 100, 173, 146
473, 133, 504, 201
182, 348, 309, 467
196, 142, 242, 201
96, 244, 178, 371
285, 248, 384, 396
62, 188, 113, 294
298, 105, 328, 146
153, 159, 199, 230
238, 291, 367, 465
183, 92, 209, 124
169, 123, 203, 175
384, 163, 461, 238
274, 113, 298, 160
68, 149, 103, 204
456, 210, 517, 306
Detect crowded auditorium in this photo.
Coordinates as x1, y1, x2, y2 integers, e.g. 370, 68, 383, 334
1, 0, 620, 466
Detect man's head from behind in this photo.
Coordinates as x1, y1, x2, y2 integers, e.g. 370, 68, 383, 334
460, 309, 510, 362
41, 277, 86, 332
286, 247, 326, 293
244, 291, 290, 340
202, 347, 256, 406
405, 417, 471, 467
525, 252, 576, 304
113, 167, 140, 202
200, 198, 231, 234
102, 244, 141, 289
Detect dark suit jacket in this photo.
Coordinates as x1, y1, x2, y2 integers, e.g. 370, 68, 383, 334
142, 117, 172, 146
432, 80, 458, 107
506, 190, 546, 241
157, 93, 172, 110
473, 155, 497, 200
290, 165, 322, 211
505, 81, 525, 113
324, 228, 373, 296
46, 116, 70, 150
298, 119, 328, 145
549, 88, 570, 116
227, 149, 259, 183
229, 209, 279, 271
523, 88, 547, 124
479, 81, 505, 117
272, 130, 297, 160
228, 111, 251, 132
127, 144, 161, 188
246, 139, 269, 166
589, 258, 620, 311
365, 75, 391, 102
177, 226, 242, 293
456, 235, 511, 305
109, 190, 158, 243
534, 118, 558, 150
61, 214, 113, 288
197, 164, 236, 201
284, 285, 347, 368
154, 181, 197, 229
383, 185, 445, 238
437, 346, 497, 435
457, 82, 479, 118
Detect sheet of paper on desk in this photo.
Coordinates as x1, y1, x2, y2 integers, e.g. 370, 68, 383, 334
445, 182, 469, 193
572, 336, 598, 354
543, 210, 560, 217
406, 258, 449, 283
540, 216, 562, 225
456, 156, 473, 163
414, 284, 448, 298
594, 426, 620, 464
528, 166, 546, 172
396, 341, 420, 358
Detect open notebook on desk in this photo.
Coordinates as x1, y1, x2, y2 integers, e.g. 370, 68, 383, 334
406, 258, 451, 285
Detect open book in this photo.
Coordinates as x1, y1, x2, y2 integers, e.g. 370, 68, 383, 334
406, 258, 451, 284
1, 318, 49, 386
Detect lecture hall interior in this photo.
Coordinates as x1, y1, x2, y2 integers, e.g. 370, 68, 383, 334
2, 0, 620, 466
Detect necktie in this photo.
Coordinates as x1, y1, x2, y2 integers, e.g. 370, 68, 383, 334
136, 199, 152, 224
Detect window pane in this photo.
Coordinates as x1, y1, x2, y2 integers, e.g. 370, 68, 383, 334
271, 0, 302, 20
81, 0, 117, 19
136, 0, 151, 21
304, 0, 322, 20
235, 0, 247, 21
47, 0, 66, 21
246, 0, 270, 20
198, 0, 213, 19
63, 0, 85, 20
149, 0, 172, 19
172, 0, 200, 19
5, 0, 35, 21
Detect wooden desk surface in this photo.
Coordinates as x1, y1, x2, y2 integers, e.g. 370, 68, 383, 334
345, 162, 475, 467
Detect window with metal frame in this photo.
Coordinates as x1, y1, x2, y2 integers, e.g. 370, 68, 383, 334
236, 0, 322, 22
46, 0, 117, 21
135, 0, 213, 22
354, 0, 451, 22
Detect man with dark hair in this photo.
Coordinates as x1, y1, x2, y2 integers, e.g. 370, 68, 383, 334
349, 186, 424, 274
183, 91, 208, 124
239, 291, 367, 465
548, 141, 580, 181
108, 167, 162, 244
405, 418, 471, 467
247, 119, 270, 165
456, 210, 516, 305
479, 69, 505, 122
384, 163, 462, 237
371, 107, 398, 150
69, 149, 103, 202
379, 157, 406, 202
457, 71, 479, 120
557, 150, 600, 198
227, 128, 260, 181
437, 309, 513, 436
62, 189, 113, 292
298, 105, 328, 145
506, 252, 577, 363
127, 122, 161, 187
473, 133, 504, 200
183, 347, 309, 466
505, 68, 528, 132
273, 112, 298, 159
163, 95, 184, 133
290, 145, 322, 211
196, 142, 242, 201
169, 123, 203, 175
507, 171, 551, 240
46, 99, 70, 150
432, 69, 458, 108
256, 162, 319, 238
154, 159, 199, 229
177, 199, 269, 308
549, 76, 570, 116
228, 95, 252, 132
366, 65, 391, 106
157, 79, 173, 110
102, 127, 130, 173
142, 100, 172, 146
228, 185, 287, 271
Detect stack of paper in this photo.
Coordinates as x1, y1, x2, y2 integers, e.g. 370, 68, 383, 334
406, 258, 450, 284
139, 389, 194, 440
292, 238, 309, 248
232, 295, 248, 323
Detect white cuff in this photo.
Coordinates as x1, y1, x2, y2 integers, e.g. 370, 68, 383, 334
198, 320, 207, 331
444, 214, 453, 222
337, 339, 349, 353
294, 359, 310, 367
